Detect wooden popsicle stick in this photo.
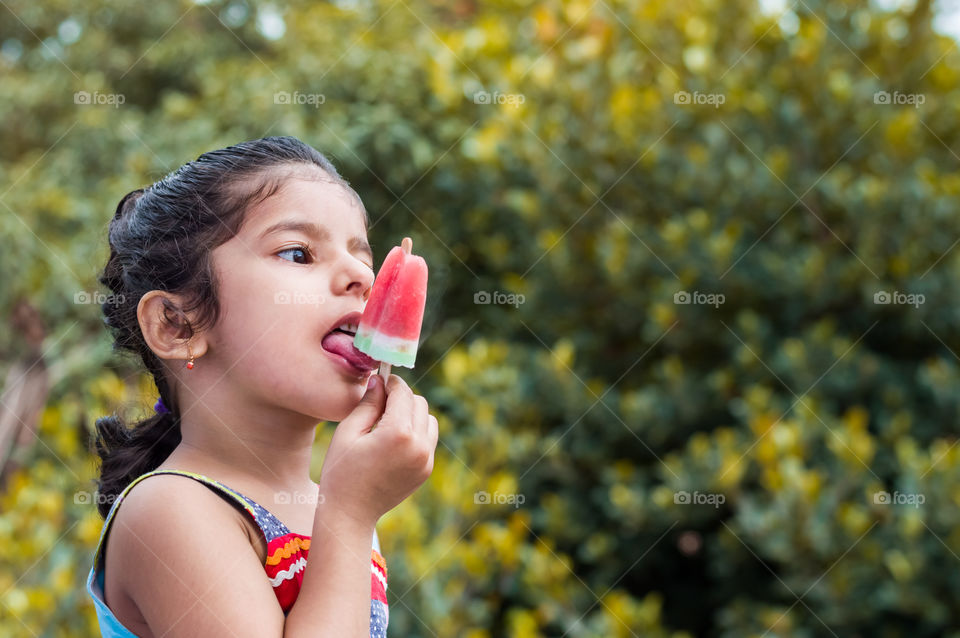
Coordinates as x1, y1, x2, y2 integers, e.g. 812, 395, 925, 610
376, 237, 413, 383
377, 360, 392, 383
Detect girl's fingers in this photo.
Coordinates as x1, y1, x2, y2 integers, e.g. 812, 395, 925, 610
425, 415, 438, 474
427, 414, 438, 447
413, 394, 429, 436
381, 374, 413, 429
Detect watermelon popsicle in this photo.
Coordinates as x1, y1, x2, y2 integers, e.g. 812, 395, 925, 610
354, 237, 428, 381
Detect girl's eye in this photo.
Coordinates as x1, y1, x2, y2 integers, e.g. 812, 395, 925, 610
277, 246, 312, 264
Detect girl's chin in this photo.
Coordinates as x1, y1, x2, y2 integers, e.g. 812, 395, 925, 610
305, 397, 359, 423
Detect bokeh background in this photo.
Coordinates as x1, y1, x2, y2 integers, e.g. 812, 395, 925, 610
3, 0, 960, 636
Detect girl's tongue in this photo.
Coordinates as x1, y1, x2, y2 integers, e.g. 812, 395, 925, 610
321, 330, 379, 371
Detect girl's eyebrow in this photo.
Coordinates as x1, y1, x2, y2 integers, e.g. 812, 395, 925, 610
259, 218, 373, 260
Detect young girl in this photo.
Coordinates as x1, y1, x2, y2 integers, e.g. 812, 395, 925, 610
84, 136, 438, 638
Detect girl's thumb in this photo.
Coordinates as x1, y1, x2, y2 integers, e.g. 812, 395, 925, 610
338, 374, 387, 435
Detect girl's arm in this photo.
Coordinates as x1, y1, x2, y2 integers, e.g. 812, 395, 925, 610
111, 475, 288, 637
281, 502, 377, 637
115, 476, 382, 638
285, 373, 438, 638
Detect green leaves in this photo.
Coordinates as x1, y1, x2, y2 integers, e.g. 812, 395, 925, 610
5, 0, 960, 635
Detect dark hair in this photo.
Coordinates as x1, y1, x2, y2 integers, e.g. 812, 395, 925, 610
92, 135, 363, 518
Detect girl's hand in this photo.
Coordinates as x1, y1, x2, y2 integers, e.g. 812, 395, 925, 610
317, 374, 438, 526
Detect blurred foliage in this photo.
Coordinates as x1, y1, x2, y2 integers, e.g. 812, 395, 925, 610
2, 0, 960, 636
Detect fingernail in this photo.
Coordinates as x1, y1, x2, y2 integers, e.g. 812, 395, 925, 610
367, 375, 379, 389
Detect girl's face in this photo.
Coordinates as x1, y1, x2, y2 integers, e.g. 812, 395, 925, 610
204, 176, 377, 423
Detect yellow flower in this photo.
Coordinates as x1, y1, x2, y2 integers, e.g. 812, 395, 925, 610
506, 607, 540, 637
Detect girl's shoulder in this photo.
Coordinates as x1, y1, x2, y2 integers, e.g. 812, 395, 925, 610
101, 470, 284, 636
103, 469, 258, 580
108, 469, 255, 537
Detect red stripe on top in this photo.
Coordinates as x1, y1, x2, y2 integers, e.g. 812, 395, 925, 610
264, 531, 388, 614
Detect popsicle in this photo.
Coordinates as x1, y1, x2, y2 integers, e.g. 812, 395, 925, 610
354, 237, 428, 380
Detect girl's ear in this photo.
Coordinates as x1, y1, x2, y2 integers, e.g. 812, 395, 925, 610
137, 290, 209, 362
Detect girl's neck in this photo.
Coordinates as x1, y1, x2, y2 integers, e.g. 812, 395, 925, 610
158, 428, 317, 495
162, 380, 323, 493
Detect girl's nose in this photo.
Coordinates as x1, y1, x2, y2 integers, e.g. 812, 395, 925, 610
335, 255, 375, 299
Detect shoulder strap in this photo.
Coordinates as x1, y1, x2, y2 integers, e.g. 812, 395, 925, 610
92, 469, 258, 571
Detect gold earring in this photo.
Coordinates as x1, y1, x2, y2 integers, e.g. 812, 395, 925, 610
186, 344, 195, 370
